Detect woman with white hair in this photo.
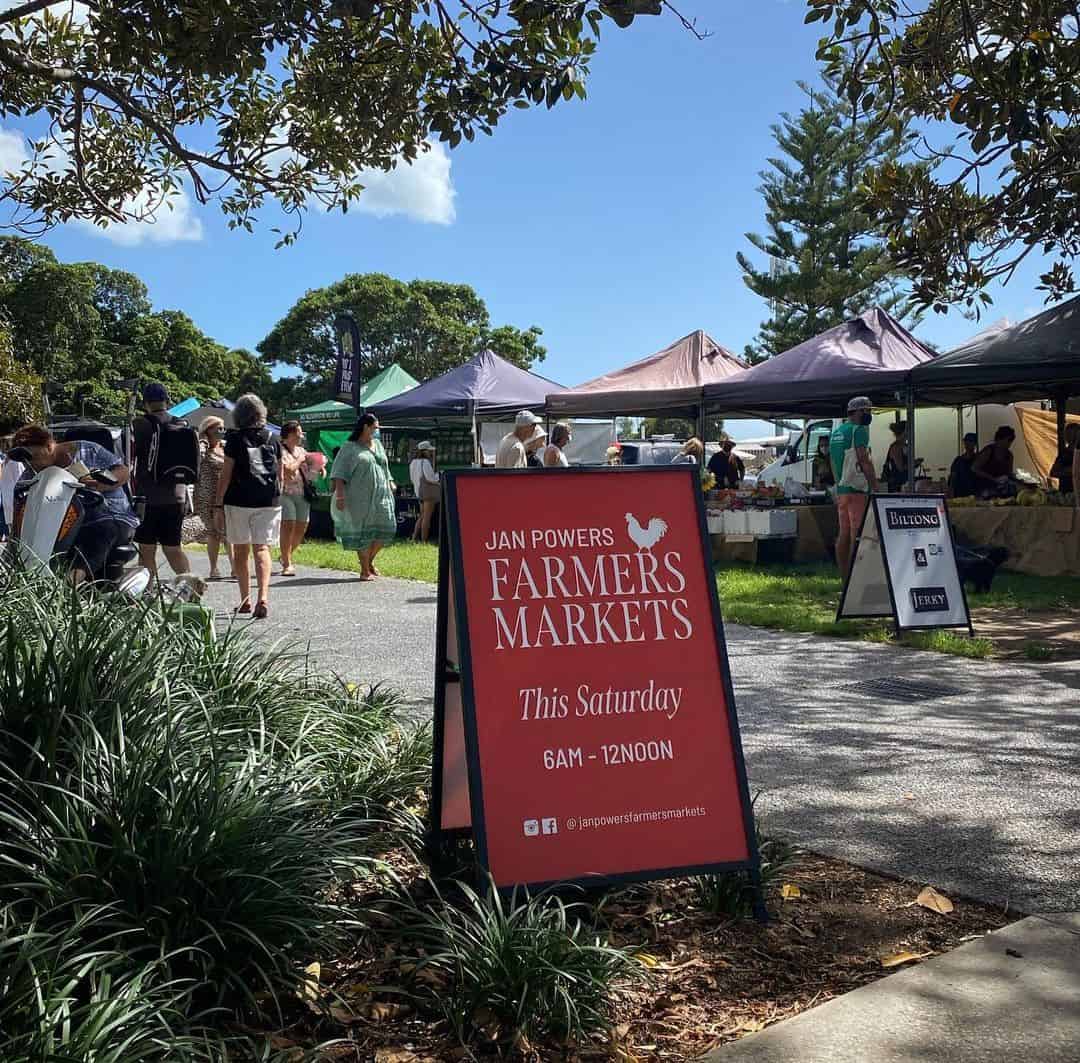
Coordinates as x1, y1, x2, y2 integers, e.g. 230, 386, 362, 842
214, 393, 282, 618
409, 440, 440, 543
195, 416, 231, 579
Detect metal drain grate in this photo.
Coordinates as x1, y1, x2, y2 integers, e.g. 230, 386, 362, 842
838, 674, 966, 703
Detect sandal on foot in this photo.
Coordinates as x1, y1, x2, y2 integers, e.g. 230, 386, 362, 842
235, 600, 252, 614
253, 601, 269, 619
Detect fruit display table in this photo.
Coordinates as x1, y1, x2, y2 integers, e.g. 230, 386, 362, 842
948, 504, 1080, 577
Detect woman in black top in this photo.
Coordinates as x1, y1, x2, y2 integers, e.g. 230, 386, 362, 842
214, 394, 283, 619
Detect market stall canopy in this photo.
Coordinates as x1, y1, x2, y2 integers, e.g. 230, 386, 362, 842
284, 398, 354, 427
168, 396, 280, 434
285, 365, 420, 427
371, 349, 564, 420
359, 363, 420, 407
546, 329, 745, 418
702, 308, 936, 419
912, 295, 1080, 404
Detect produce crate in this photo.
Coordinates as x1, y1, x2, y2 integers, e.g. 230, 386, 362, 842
746, 508, 797, 538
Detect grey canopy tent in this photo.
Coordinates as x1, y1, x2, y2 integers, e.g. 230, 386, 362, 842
911, 294, 1080, 453
545, 329, 744, 422
370, 350, 565, 460
701, 308, 937, 420
911, 295, 1080, 405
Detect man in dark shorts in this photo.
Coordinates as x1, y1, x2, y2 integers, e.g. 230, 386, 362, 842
133, 382, 191, 577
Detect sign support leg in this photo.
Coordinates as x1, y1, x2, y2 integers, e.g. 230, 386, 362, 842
750, 867, 769, 924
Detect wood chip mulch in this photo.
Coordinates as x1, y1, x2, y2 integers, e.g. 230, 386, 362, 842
253, 848, 1016, 1062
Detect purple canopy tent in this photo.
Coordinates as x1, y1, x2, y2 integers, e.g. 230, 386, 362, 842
370, 349, 565, 461
701, 308, 936, 420
546, 329, 745, 421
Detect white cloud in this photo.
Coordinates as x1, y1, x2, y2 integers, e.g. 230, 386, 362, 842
354, 140, 456, 225
0, 121, 203, 246
0, 126, 27, 174
75, 186, 204, 246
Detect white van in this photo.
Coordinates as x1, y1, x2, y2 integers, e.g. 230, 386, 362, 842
755, 404, 1043, 490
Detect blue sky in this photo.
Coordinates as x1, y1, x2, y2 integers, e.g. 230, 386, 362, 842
9, 0, 1056, 399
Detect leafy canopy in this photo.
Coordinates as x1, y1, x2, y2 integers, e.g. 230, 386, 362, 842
808, 0, 1080, 309
0, 236, 269, 418
257, 271, 546, 393
0, 0, 689, 240
738, 76, 914, 362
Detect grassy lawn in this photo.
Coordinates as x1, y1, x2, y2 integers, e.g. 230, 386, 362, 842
715, 562, 1080, 659
286, 539, 438, 582
190, 538, 1080, 659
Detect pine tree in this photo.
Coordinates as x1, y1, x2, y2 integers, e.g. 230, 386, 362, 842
737, 78, 917, 363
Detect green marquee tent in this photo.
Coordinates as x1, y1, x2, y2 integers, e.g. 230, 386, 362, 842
285, 364, 420, 427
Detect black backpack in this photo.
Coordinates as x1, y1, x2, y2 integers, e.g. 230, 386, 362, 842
143, 414, 199, 485
240, 430, 279, 504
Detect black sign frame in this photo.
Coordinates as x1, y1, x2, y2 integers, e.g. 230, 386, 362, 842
428, 465, 764, 914
836, 493, 974, 636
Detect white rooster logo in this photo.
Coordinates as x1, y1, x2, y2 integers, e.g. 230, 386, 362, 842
625, 512, 669, 552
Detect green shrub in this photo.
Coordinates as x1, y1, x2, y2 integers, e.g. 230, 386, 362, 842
398, 880, 640, 1047
691, 833, 800, 918
0, 559, 423, 1055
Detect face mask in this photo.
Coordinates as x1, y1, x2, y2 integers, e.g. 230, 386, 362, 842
862, 411, 873, 426
373, 428, 381, 440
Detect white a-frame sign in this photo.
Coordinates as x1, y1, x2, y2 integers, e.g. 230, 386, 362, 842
837, 494, 973, 635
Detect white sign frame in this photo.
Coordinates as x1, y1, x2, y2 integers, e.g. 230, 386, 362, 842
837, 494, 973, 635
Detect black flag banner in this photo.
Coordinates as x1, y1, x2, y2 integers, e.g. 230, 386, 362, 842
333, 313, 361, 406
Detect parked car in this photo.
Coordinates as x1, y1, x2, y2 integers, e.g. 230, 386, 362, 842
618, 439, 685, 466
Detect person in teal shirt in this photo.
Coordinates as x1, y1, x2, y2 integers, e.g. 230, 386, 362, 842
829, 396, 879, 577
330, 413, 397, 582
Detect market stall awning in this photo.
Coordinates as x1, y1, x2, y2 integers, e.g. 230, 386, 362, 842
371, 349, 564, 420
912, 295, 1080, 404
546, 329, 745, 418
286, 365, 420, 426
702, 308, 937, 419
359, 363, 420, 407
284, 398, 354, 426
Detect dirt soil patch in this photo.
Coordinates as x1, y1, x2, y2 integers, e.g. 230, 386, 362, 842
971, 605, 1080, 660
259, 850, 1015, 1061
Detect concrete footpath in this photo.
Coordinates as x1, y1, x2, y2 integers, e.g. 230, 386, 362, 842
185, 552, 1080, 914
705, 913, 1080, 1062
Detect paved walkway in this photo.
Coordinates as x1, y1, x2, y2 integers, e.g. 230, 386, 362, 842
187, 553, 1080, 913
705, 913, 1080, 1062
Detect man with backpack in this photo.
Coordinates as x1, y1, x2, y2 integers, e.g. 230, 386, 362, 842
132, 382, 198, 578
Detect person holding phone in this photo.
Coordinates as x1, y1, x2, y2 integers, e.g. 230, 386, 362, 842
10, 424, 139, 582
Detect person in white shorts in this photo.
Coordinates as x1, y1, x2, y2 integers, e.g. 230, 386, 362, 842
214, 393, 283, 619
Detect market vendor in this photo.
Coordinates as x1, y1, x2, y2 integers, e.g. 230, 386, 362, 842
947, 432, 979, 499
972, 426, 1016, 496
812, 434, 834, 489
707, 439, 744, 488
1050, 423, 1078, 497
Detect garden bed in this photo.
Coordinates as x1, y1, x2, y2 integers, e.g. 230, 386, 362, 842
262, 849, 1014, 1061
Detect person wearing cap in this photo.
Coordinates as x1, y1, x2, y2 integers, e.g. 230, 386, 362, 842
948, 432, 980, 499
409, 440, 440, 543
525, 425, 548, 468
829, 396, 879, 577
496, 410, 542, 469
132, 382, 191, 578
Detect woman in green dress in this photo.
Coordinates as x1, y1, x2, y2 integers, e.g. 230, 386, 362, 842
330, 414, 397, 581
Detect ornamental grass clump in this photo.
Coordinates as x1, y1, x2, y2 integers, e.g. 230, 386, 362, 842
0, 558, 424, 1054
691, 832, 800, 918
396, 879, 640, 1048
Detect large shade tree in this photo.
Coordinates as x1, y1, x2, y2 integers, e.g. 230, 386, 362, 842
808, 0, 1080, 310
0, 0, 691, 240
0, 236, 269, 417
257, 272, 546, 393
